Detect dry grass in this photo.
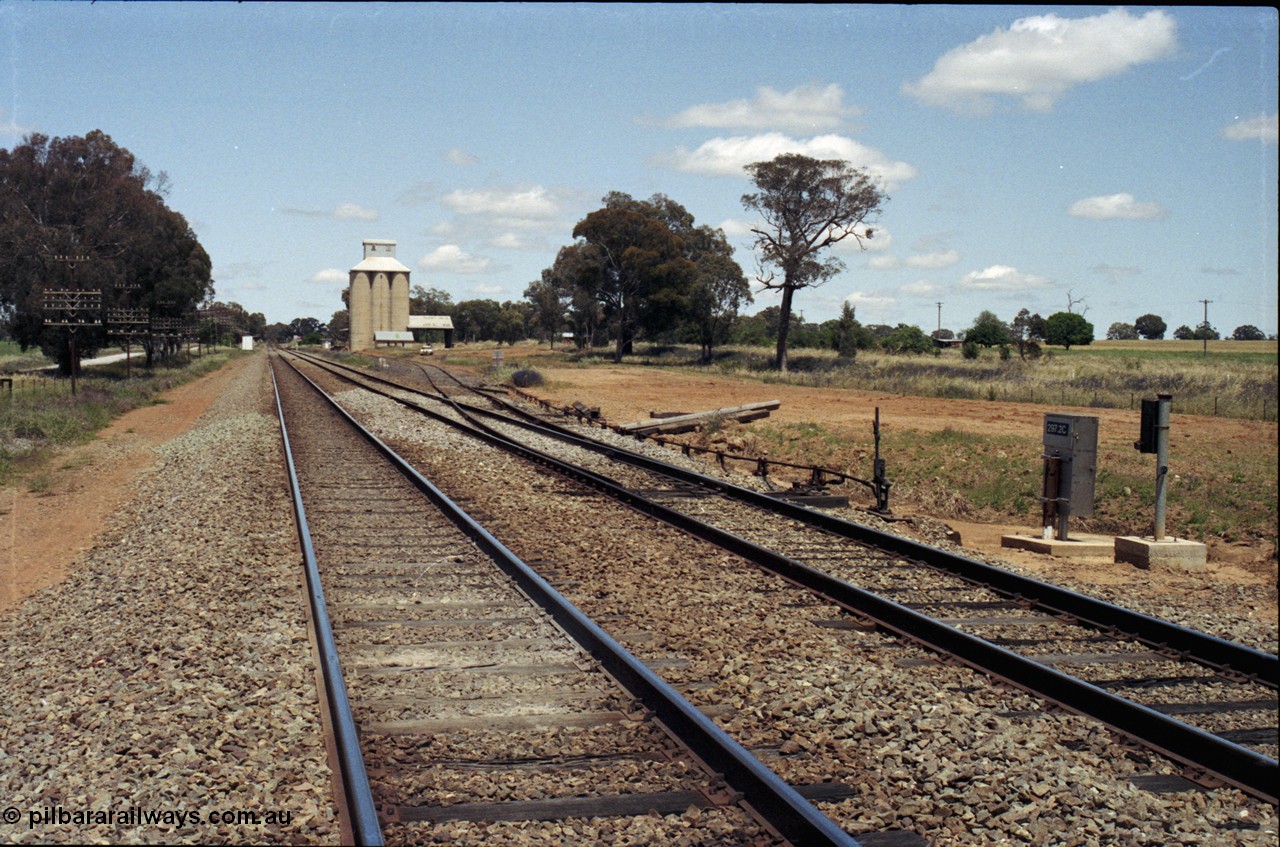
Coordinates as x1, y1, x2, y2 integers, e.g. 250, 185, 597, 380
618, 342, 1278, 421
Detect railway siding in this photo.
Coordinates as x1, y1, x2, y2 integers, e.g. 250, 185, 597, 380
315, 362, 1277, 845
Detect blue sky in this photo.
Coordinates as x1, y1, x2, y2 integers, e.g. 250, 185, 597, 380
3, 4, 1276, 337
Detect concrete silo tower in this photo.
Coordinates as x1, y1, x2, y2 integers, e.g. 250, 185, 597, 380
348, 239, 411, 351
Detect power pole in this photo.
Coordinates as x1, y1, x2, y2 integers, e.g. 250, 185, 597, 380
1199, 299, 1212, 357
936, 302, 943, 334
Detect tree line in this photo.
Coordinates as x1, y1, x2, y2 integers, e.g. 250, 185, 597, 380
12, 133, 1265, 370
1106, 315, 1269, 342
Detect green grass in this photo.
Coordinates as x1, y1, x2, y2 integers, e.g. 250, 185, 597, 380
0, 341, 54, 373
0, 350, 242, 485
743, 416, 1277, 551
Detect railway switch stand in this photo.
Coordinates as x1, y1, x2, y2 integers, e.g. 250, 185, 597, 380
869, 407, 892, 515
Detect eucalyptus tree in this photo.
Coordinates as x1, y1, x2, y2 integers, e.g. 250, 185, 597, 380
966, 310, 1011, 348
0, 130, 211, 370
742, 153, 886, 372
1134, 313, 1167, 340
524, 270, 570, 347
1044, 311, 1094, 349
566, 194, 692, 362
1009, 308, 1047, 360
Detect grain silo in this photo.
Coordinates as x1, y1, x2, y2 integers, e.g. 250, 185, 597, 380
348, 239, 411, 350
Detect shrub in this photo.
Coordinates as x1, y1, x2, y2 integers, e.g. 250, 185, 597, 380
510, 368, 544, 388
962, 340, 979, 360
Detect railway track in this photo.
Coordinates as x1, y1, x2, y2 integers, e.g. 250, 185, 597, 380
270, 352, 921, 846
284, 349, 1277, 816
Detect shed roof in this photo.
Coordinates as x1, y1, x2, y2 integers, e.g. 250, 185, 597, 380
408, 315, 454, 330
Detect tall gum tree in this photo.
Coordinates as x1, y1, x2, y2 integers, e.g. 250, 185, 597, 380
0, 130, 211, 370
569, 194, 700, 363
742, 153, 886, 372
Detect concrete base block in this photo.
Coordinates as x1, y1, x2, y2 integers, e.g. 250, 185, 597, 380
1115, 536, 1208, 570
1001, 533, 1115, 558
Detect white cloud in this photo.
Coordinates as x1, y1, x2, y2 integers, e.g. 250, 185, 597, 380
903, 9, 1177, 114
1068, 193, 1166, 220
1222, 113, 1278, 144
333, 203, 379, 221
662, 133, 917, 191
445, 147, 479, 165
906, 249, 961, 269
958, 265, 1051, 291
716, 218, 756, 238
417, 245, 491, 274
282, 202, 379, 221
442, 185, 562, 229
867, 255, 901, 271
444, 186, 558, 218
659, 84, 860, 132
901, 279, 947, 297
842, 291, 898, 316
489, 232, 545, 251
309, 268, 347, 285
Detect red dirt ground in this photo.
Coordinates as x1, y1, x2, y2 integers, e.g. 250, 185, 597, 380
1, 357, 254, 611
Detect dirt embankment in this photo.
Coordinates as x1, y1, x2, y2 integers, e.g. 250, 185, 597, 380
2, 356, 255, 611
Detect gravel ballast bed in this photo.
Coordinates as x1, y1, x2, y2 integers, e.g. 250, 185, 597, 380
332, 381, 1277, 846
0, 355, 337, 845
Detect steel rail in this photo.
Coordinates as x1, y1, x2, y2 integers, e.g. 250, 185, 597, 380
289, 351, 1279, 805
497, 402, 1279, 683
268, 356, 383, 845
277, 352, 862, 847
316, 351, 1279, 689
